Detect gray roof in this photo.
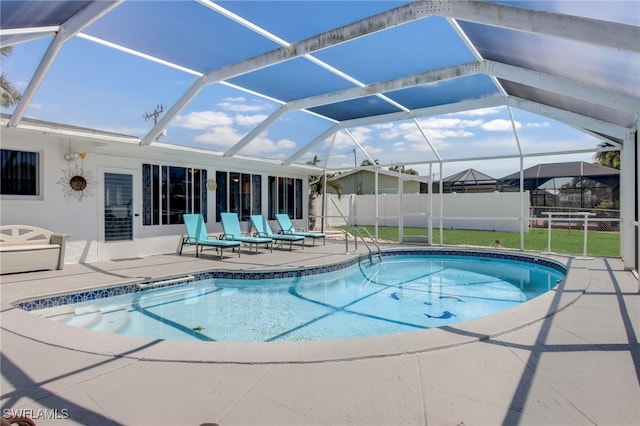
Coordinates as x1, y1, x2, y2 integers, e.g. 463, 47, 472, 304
442, 168, 495, 184
500, 161, 619, 190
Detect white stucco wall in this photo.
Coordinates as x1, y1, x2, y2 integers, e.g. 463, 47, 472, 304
322, 191, 529, 232
1, 125, 310, 265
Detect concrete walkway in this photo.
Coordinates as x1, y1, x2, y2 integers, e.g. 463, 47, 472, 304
1, 241, 639, 425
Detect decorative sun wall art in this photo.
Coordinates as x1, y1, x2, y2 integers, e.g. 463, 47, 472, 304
58, 163, 97, 201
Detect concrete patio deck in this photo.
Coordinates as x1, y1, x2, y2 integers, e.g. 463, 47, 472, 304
1, 240, 639, 425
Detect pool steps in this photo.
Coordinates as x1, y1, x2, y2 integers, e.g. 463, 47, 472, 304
36, 305, 131, 333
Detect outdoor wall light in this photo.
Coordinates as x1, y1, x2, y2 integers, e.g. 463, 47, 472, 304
64, 151, 86, 162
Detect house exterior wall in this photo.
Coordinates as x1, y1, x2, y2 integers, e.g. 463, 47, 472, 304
332, 171, 421, 194
1, 125, 310, 265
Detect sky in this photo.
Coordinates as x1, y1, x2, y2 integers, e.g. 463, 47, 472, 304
2, 0, 635, 181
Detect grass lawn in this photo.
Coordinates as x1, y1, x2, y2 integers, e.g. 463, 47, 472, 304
339, 226, 620, 258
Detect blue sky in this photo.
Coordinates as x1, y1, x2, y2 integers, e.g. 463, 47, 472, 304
2, 0, 630, 180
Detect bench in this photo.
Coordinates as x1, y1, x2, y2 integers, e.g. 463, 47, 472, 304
0, 225, 69, 274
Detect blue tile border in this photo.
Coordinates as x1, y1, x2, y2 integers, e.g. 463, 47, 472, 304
15, 248, 566, 312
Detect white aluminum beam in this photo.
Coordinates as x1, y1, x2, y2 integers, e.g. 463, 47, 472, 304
413, 118, 441, 161
0, 26, 59, 47
339, 96, 505, 129
289, 62, 482, 111
288, 59, 638, 116
77, 33, 203, 77
344, 129, 377, 165
507, 96, 632, 140
445, 0, 640, 53
283, 124, 341, 165
487, 61, 639, 114
141, 0, 436, 145
224, 105, 289, 157
7, 1, 123, 127
282, 98, 505, 168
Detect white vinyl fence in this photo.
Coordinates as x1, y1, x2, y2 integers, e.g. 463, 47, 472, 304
319, 192, 530, 233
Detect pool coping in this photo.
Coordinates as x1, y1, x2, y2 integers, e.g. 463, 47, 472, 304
2, 248, 583, 364
12, 247, 567, 311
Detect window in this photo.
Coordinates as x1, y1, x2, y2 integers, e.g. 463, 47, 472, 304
142, 164, 207, 225
268, 176, 303, 220
1, 149, 39, 196
215, 171, 261, 222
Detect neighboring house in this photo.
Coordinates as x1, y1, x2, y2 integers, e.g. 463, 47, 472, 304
499, 161, 620, 209
327, 168, 431, 195
440, 168, 499, 193
0, 115, 312, 264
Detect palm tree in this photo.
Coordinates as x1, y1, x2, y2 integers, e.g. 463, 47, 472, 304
360, 159, 379, 167
594, 142, 620, 170
389, 165, 419, 175
1, 47, 22, 108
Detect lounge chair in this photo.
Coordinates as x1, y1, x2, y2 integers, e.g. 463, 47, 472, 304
275, 214, 326, 246
220, 212, 272, 253
180, 214, 241, 259
250, 215, 305, 251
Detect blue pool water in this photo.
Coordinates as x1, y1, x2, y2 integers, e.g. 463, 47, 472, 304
34, 253, 565, 342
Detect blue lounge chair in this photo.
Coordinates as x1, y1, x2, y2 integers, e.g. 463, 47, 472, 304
180, 214, 241, 259
275, 214, 326, 246
250, 215, 305, 251
220, 212, 272, 253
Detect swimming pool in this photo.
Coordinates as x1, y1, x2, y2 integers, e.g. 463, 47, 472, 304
27, 250, 566, 342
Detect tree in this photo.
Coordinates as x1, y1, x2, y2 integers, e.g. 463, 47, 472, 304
1, 47, 22, 108
388, 165, 419, 175
594, 142, 620, 170
360, 159, 379, 167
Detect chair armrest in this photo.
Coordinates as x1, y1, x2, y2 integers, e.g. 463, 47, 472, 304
50, 233, 69, 270
50, 233, 70, 245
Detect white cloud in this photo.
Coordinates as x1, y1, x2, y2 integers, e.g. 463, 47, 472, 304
450, 106, 504, 117
174, 111, 233, 130
419, 117, 484, 131
217, 97, 269, 113
235, 114, 268, 127
194, 126, 245, 147
243, 136, 297, 158
526, 122, 550, 128
329, 127, 373, 150
481, 119, 521, 131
